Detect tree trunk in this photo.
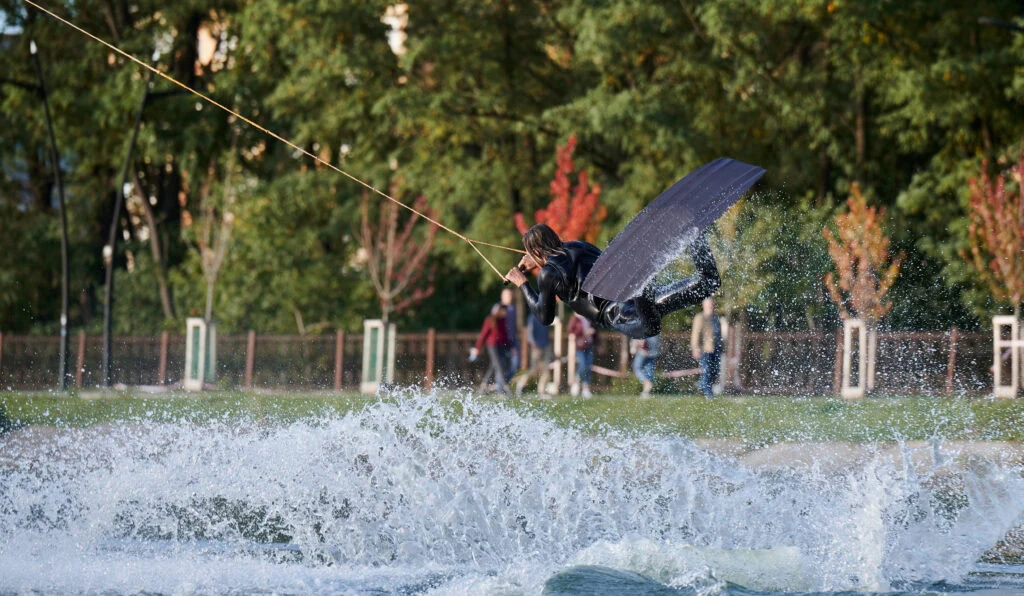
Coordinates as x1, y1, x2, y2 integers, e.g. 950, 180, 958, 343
204, 273, 216, 322
854, 68, 868, 182
134, 175, 176, 320
154, 258, 176, 320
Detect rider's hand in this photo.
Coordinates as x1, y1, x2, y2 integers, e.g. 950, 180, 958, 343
517, 254, 539, 273
505, 267, 528, 287
469, 347, 479, 362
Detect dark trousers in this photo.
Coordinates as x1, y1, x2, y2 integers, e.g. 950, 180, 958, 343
575, 347, 594, 385
483, 345, 510, 393
698, 351, 721, 397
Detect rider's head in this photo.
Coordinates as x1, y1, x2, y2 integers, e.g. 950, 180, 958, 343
522, 223, 564, 267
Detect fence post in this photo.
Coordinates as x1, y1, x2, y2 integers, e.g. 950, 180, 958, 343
157, 331, 169, 385
833, 327, 843, 395
946, 327, 959, 395
333, 330, 345, 391
244, 330, 256, 389
75, 330, 86, 388
619, 334, 629, 379
728, 318, 745, 390
425, 328, 436, 389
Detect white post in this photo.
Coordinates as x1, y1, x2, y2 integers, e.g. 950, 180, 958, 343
361, 319, 387, 394
386, 322, 396, 384
184, 317, 216, 391
866, 328, 877, 392
567, 333, 577, 393
207, 322, 217, 384
550, 317, 563, 395
841, 318, 867, 399
993, 316, 1020, 399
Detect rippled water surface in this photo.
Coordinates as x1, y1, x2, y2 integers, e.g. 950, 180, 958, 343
2, 392, 1023, 594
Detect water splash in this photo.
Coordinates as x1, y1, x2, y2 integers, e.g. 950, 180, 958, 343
1, 390, 1022, 594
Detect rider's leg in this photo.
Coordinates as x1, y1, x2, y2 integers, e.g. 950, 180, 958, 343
654, 232, 720, 317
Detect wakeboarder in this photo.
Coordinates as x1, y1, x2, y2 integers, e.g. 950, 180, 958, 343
504, 223, 719, 339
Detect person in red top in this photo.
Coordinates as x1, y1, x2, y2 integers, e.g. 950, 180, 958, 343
471, 304, 511, 394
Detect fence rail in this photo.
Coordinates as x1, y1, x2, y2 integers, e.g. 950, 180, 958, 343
0, 327, 995, 395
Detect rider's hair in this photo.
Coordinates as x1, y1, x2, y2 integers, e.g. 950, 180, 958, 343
522, 223, 566, 260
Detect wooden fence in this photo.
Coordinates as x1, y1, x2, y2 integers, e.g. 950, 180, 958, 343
0, 328, 994, 395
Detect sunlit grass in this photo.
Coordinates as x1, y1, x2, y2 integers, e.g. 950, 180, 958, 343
2, 389, 1023, 443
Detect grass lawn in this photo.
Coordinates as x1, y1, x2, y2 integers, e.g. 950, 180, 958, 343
2, 389, 1024, 443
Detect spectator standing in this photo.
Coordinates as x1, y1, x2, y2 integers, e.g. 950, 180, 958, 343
471, 304, 511, 395
632, 334, 660, 397
516, 312, 554, 397
691, 297, 723, 397
568, 313, 595, 397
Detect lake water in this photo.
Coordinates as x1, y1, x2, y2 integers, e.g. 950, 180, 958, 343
2, 392, 1023, 594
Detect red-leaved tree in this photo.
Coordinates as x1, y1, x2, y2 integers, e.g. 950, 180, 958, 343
824, 182, 904, 327
515, 135, 606, 242
824, 183, 903, 393
963, 156, 1024, 318
358, 192, 438, 324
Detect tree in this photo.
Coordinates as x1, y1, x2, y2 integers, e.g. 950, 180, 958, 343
4, 0, 1024, 339
708, 201, 779, 320
184, 154, 237, 322
964, 155, 1024, 318
127, 171, 177, 321
357, 190, 438, 324
514, 134, 605, 242
825, 183, 903, 393
824, 182, 903, 327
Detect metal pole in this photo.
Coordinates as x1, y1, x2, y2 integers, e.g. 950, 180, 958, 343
29, 40, 70, 391
102, 61, 155, 386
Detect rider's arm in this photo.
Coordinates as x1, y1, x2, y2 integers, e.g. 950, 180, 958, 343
520, 267, 559, 326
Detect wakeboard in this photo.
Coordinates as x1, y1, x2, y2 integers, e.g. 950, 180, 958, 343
582, 158, 765, 302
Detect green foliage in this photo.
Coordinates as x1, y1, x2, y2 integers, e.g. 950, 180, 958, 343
2, 0, 1023, 335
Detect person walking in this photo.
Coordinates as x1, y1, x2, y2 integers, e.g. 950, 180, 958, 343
471, 304, 511, 395
499, 287, 520, 382
568, 313, 595, 397
691, 297, 724, 397
632, 334, 660, 397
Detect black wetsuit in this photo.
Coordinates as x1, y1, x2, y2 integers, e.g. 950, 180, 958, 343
519, 235, 720, 339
